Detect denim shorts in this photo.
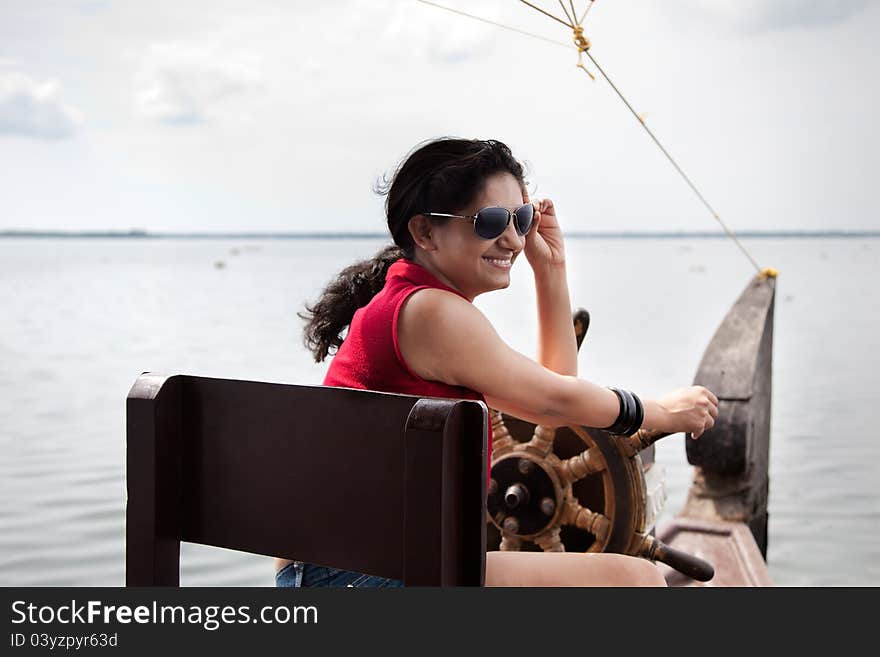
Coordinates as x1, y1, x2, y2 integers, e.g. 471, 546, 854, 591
275, 561, 404, 588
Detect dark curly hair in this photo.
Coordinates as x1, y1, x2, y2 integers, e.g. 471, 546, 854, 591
299, 137, 528, 362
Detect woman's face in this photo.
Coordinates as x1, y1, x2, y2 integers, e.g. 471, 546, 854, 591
416, 171, 528, 301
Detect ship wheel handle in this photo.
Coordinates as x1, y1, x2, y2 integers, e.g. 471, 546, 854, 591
635, 534, 714, 582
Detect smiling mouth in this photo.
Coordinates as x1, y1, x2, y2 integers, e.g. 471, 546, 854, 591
482, 255, 512, 269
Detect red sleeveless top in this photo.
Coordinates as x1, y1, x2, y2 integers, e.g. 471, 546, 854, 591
323, 257, 491, 483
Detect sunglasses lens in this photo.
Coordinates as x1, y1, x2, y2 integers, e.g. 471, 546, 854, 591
474, 207, 511, 239
514, 204, 534, 235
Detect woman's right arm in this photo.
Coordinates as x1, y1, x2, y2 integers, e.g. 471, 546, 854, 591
398, 289, 717, 437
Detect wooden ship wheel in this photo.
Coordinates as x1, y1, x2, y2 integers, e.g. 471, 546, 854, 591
486, 310, 715, 582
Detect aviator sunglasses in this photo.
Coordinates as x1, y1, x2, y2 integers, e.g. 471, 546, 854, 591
423, 203, 535, 240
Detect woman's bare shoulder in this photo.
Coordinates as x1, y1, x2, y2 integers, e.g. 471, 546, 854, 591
400, 287, 495, 343
402, 286, 478, 319
397, 288, 492, 382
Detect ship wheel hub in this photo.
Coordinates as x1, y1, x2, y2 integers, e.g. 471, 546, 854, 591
487, 454, 561, 538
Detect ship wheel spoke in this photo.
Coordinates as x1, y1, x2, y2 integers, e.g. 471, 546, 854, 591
561, 500, 610, 545
534, 527, 565, 552
627, 428, 671, 454
500, 533, 523, 551
559, 445, 606, 485
490, 408, 516, 457
525, 424, 556, 457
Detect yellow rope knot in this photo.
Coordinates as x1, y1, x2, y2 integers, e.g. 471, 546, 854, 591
573, 26, 595, 79
573, 25, 591, 52
759, 267, 778, 280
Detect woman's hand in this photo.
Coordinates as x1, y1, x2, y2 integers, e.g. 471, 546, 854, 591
523, 197, 566, 268
657, 385, 719, 439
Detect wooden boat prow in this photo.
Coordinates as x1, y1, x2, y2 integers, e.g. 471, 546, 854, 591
658, 273, 777, 586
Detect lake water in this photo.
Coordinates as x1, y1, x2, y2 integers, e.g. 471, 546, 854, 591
0, 236, 876, 586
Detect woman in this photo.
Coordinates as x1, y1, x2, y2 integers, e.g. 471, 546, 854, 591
275, 137, 718, 588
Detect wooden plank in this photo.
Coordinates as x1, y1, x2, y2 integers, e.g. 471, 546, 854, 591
125, 374, 182, 586
656, 518, 773, 587
402, 399, 487, 586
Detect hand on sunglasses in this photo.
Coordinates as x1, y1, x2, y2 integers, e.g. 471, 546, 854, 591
523, 197, 566, 269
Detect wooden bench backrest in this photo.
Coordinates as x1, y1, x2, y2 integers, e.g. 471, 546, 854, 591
125, 374, 487, 586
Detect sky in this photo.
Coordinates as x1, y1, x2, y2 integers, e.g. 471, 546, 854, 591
1, 0, 878, 233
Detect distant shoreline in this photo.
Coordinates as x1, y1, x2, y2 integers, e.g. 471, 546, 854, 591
2, 229, 879, 240
0, 229, 878, 240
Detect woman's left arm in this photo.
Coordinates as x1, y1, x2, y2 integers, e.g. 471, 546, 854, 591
483, 197, 578, 421
526, 198, 578, 376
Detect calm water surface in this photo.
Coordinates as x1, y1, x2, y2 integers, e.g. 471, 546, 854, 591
0, 237, 876, 586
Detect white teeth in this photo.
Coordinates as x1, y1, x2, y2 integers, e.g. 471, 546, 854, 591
483, 256, 512, 268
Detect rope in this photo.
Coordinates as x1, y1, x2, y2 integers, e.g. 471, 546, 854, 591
557, 1, 575, 26
579, 1, 595, 26
517, 0, 572, 29
412, 0, 773, 279
413, 0, 570, 50
583, 49, 764, 276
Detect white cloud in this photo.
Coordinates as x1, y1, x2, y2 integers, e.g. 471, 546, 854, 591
134, 43, 264, 124
302, 0, 500, 70
675, 0, 871, 32
0, 70, 81, 139
382, 0, 500, 63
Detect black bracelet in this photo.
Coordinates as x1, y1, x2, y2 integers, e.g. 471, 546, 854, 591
605, 388, 625, 432
604, 387, 644, 436
623, 389, 644, 436
629, 389, 644, 435
619, 388, 637, 436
